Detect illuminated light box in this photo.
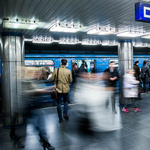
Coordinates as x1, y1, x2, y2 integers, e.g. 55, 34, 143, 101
87, 29, 116, 35
117, 31, 143, 37
142, 34, 150, 39
135, 2, 150, 22
3, 20, 39, 30
50, 24, 82, 33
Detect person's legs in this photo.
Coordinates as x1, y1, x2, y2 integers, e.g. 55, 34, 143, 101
63, 93, 69, 117
122, 98, 129, 113
111, 91, 116, 113
10, 113, 18, 139
131, 98, 141, 112
143, 82, 146, 92
138, 83, 142, 99
31, 110, 55, 150
57, 93, 63, 119
146, 82, 149, 92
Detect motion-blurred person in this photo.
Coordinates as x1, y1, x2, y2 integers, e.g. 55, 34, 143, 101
82, 60, 88, 68
74, 72, 122, 132
91, 64, 95, 73
74, 63, 78, 70
104, 61, 118, 113
141, 60, 150, 93
122, 69, 141, 113
42, 66, 51, 80
71, 64, 78, 101
72, 64, 76, 84
10, 67, 55, 150
47, 72, 53, 80
133, 60, 142, 100
72, 63, 78, 83
51, 59, 72, 123
78, 61, 87, 73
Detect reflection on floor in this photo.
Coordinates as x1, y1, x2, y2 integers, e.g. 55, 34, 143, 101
1, 93, 150, 150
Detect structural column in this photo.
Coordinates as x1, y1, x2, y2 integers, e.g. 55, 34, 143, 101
0, 33, 25, 126
118, 40, 133, 104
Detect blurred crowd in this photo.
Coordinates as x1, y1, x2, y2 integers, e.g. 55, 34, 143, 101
7, 59, 150, 149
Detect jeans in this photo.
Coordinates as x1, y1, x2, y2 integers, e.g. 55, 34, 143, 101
57, 93, 69, 119
138, 83, 141, 98
143, 82, 149, 92
124, 98, 138, 108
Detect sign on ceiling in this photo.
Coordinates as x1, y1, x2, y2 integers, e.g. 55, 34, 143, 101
135, 2, 150, 22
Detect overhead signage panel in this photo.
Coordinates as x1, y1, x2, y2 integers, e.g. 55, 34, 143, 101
135, 2, 150, 22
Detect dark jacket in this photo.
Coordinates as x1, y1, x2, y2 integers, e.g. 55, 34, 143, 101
72, 70, 78, 84
104, 68, 118, 87
141, 65, 150, 83
133, 64, 141, 82
78, 65, 87, 73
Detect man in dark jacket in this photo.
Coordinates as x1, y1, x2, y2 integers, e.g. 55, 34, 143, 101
141, 60, 150, 93
104, 61, 118, 113
134, 60, 142, 99
78, 63, 87, 73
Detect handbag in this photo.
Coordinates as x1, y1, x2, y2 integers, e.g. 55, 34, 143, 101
50, 68, 59, 100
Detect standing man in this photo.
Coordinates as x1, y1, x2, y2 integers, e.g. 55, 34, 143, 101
133, 60, 142, 99
104, 61, 118, 113
141, 60, 150, 93
51, 59, 72, 123
78, 61, 87, 73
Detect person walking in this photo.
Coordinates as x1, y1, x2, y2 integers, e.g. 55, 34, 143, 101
133, 60, 142, 99
141, 60, 150, 93
51, 59, 72, 123
10, 67, 55, 150
104, 61, 118, 113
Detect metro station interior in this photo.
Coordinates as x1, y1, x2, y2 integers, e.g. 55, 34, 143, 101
1, 0, 150, 150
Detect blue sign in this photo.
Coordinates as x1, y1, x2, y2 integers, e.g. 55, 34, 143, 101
135, 2, 150, 22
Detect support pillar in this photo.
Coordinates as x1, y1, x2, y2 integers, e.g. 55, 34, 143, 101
0, 33, 25, 126
118, 40, 133, 104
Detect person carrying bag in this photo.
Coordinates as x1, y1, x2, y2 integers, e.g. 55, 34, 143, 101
50, 68, 59, 100
51, 59, 72, 123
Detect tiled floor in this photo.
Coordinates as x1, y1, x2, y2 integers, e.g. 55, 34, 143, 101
1, 93, 150, 150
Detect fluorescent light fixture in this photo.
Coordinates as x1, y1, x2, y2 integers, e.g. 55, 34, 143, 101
101, 41, 118, 46
117, 31, 143, 37
87, 28, 116, 35
109, 42, 118, 46
142, 0, 150, 2
59, 38, 79, 45
50, 23, 82, 33
24, 39, 32, 42
59, 42, 78, 45
142, 35, 150, 39
82, 43, 98, 45
133, 43, 149, 47
3, 19, 39, 30
32, 37, 55, 44
101, 43, 109, 46
82, 40, 101, 45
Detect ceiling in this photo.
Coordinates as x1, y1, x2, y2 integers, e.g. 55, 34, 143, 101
0, 0, 150, 43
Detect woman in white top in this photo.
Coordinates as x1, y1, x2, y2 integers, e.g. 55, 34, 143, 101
122, 69, 141, 113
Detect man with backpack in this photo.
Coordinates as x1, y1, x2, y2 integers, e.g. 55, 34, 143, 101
141, 60, 150, 93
